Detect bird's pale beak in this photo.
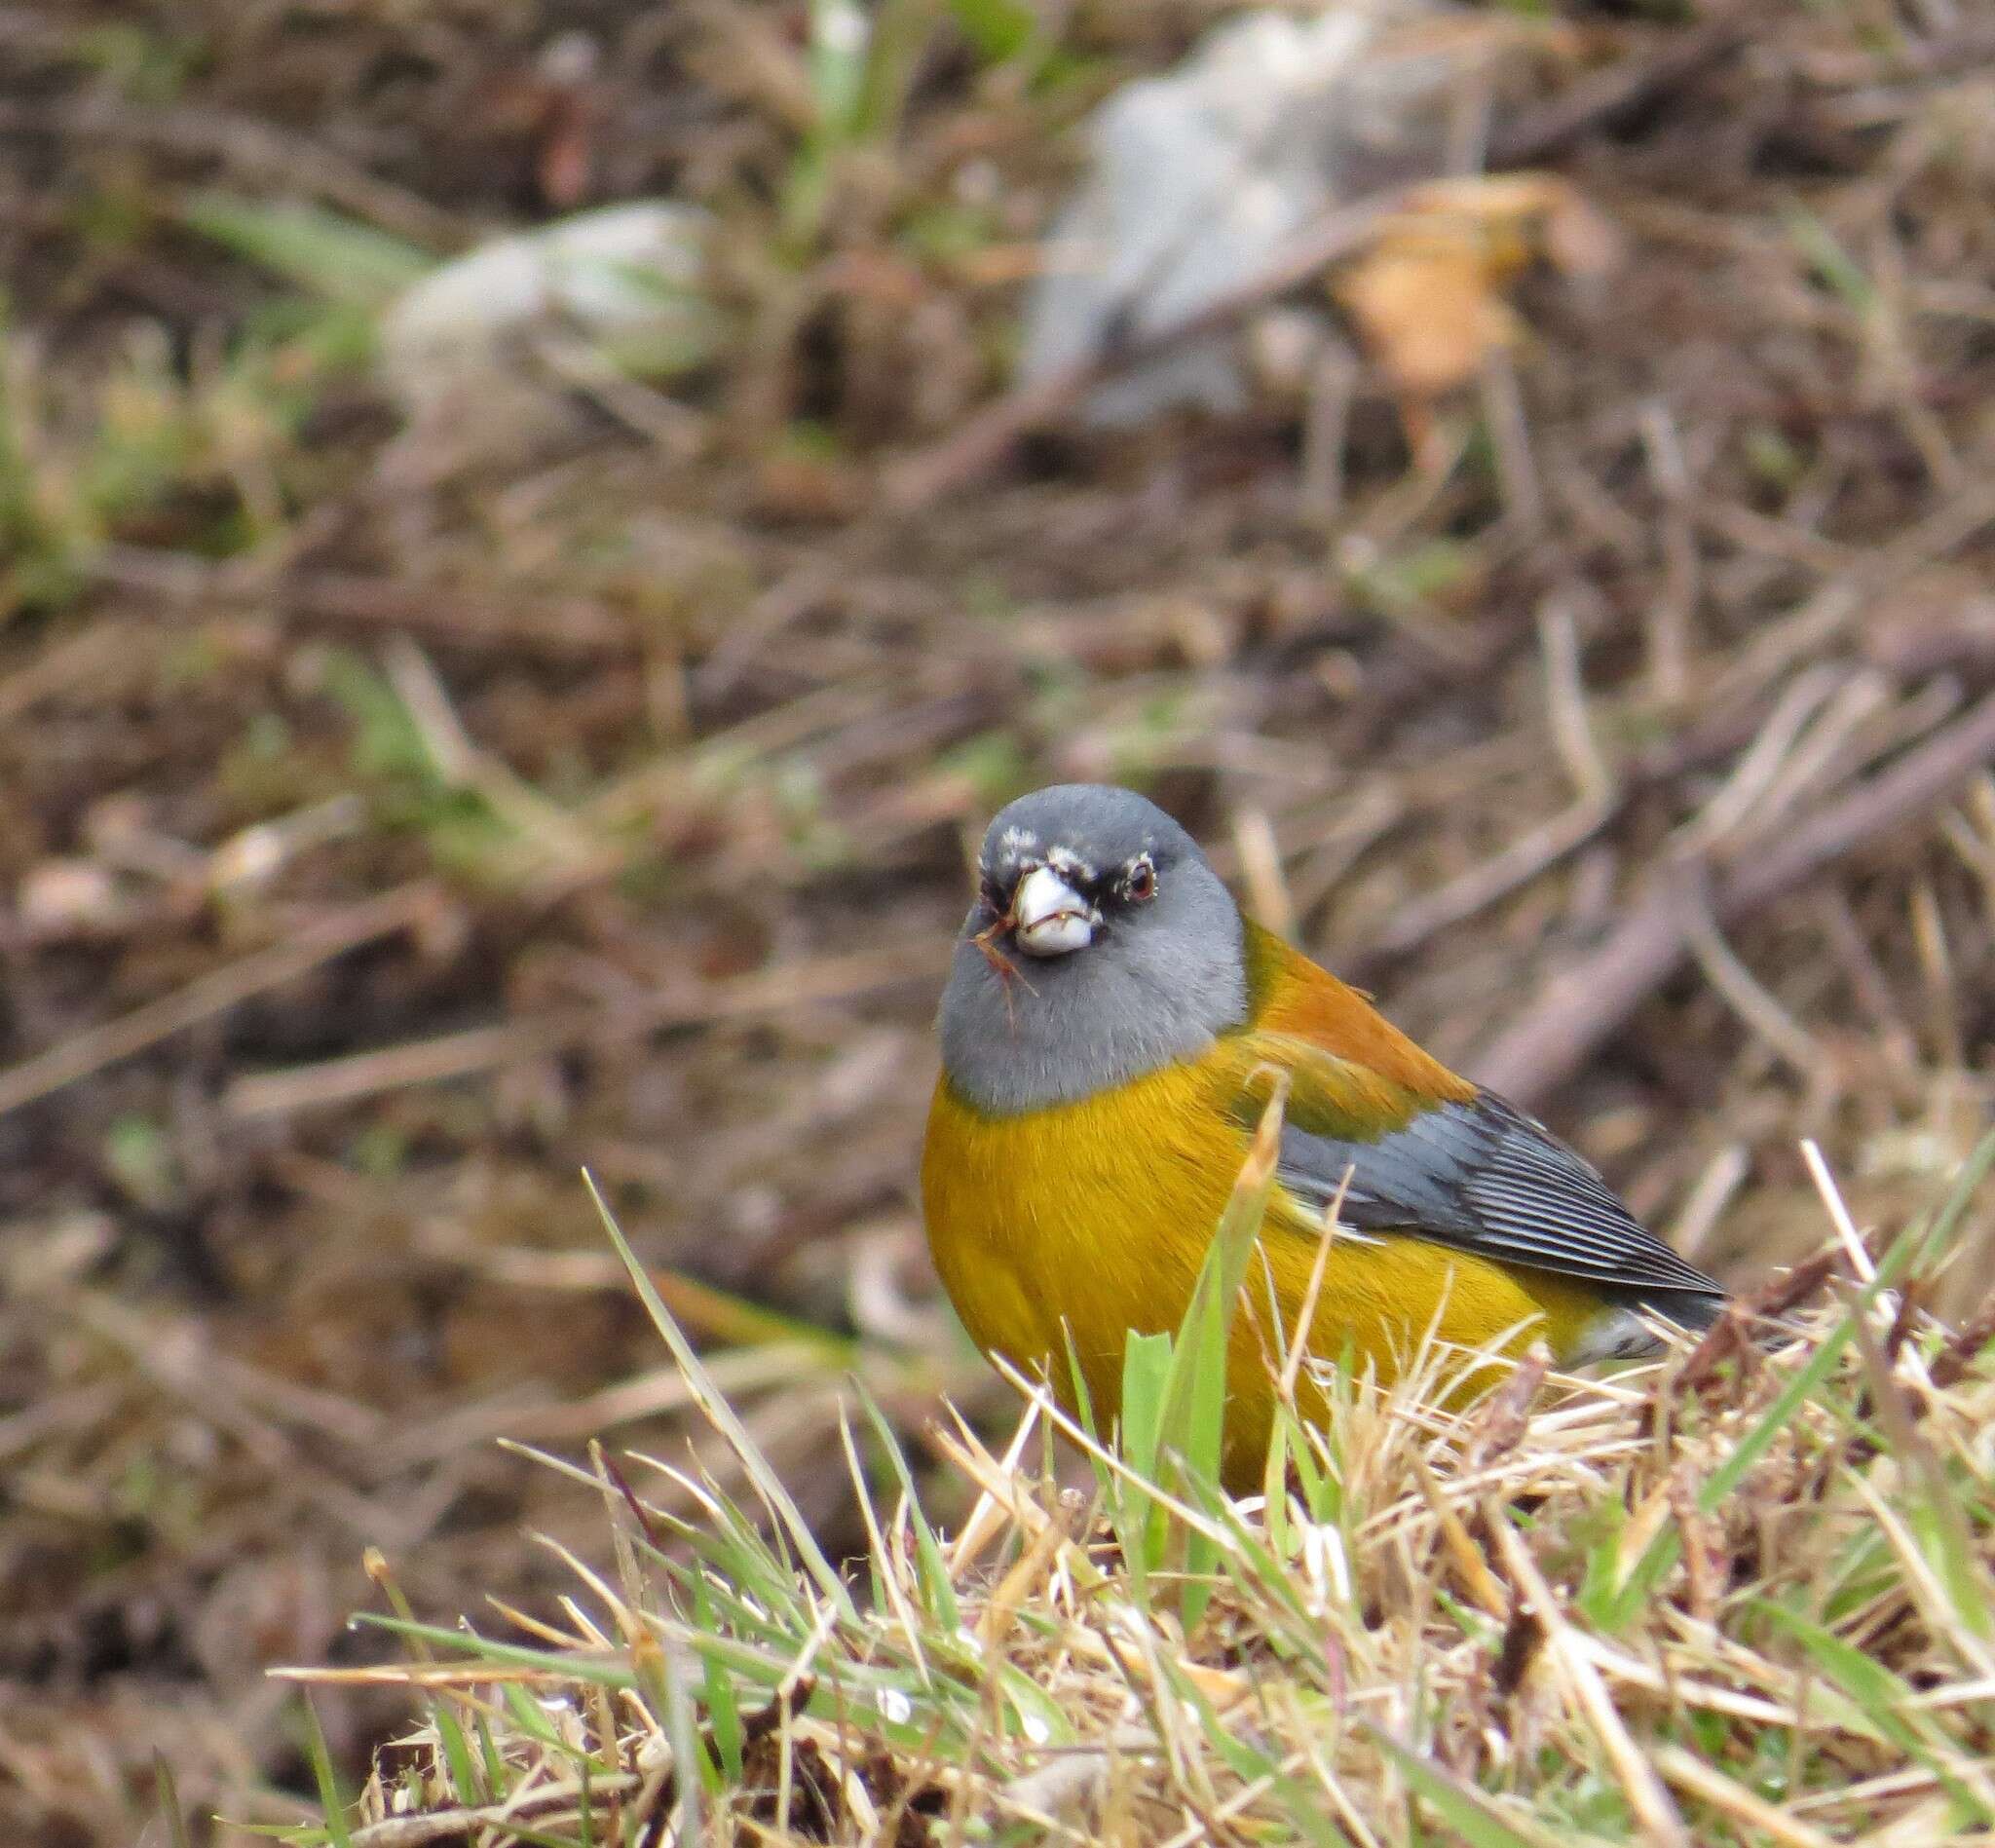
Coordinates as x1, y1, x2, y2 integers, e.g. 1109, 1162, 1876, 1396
1011, 865, 1093, 957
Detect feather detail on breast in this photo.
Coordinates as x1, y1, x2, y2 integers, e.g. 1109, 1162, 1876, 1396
922, 1060, 1249, 1400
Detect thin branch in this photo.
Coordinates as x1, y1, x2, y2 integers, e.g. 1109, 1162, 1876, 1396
0, 883, 442, 1121
1474, 687, 1995, 1105
221, 941, 954, 1118
1487, 10, 1750, 167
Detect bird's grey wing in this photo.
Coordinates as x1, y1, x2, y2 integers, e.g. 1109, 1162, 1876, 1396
1274, 1089, 1724, 1306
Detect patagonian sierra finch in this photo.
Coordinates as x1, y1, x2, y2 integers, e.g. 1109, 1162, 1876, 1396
921, 783, 1725, 1489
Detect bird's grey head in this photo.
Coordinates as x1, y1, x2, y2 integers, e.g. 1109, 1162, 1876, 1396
937, 784, 1248, 1114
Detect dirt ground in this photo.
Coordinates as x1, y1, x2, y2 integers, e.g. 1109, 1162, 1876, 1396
2, 2, 1992, 1841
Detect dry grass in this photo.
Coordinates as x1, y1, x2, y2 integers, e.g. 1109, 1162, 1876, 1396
279, 1140, 1995, 1846
1, 1, 1993, 1841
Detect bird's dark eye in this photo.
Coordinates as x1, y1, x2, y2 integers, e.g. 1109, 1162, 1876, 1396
978, 872, 1005, 913
1123, 858, 1156, 903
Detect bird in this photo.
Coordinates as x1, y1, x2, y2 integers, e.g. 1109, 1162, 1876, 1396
921, 782, 1726, 1490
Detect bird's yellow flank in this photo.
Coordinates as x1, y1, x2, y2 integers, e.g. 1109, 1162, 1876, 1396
922, 1022, 1605, 1488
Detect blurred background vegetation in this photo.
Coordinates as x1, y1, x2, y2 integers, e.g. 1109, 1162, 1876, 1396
1, 1, 1991, 1840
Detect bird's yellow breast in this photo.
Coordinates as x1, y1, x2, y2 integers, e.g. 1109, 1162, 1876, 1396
922, 1052, 1606, 1487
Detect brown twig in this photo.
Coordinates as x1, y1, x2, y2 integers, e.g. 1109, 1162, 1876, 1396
1353, 676, 1863, 973
0, 882, 443, 1121
1474, 688, 1995, 1105
1930, 1298, 1995, 1392
1373, 476, 1995, 972
1487, 10, 1750, 168
220, 940, 955, 1118
1861, 602, 1995, 682
1673, 1250, 1838, 1398
1370, 797, 1611, 957
0, 621, 144, 725
0, 94, 460, 247
93, 547, 640, 662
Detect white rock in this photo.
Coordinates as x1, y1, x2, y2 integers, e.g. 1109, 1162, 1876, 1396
17, 858, 122, 932
1020, 0, 1503, 426
379, 202, 725, 424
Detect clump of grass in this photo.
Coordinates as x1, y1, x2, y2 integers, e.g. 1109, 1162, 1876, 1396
273, 1131, 1995, 1845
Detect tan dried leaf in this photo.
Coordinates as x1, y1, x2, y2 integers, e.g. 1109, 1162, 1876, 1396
1336, 174, 1621, 402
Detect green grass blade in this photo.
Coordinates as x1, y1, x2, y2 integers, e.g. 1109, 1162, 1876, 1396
853, 1377, 960, 1632
1157, 1077, 1286, 1478
1147, 1080, 1284, 1625
1116, 1328, 1172, 1600
1697, 1227, 1918, 1518
472, 1703, 508, 1801
500, 1681, 568, 1754
1914, 1126, 1995, 1268
295, 1697, 354, 1848
1178, 1671, 1342, 1846
1359, 1719, 1570, 1848
1754, 1601, 1995, 1823
433, 1696, 484, 1808
583, 1172, 854, 1620
181, 193, 431, 308
153, 1751, 193, 1848
692, 1572, 744, 1780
